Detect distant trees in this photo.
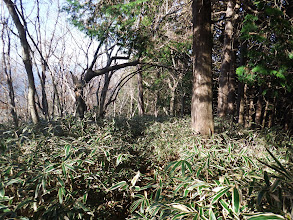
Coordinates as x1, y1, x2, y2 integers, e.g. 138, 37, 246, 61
235, 0, 293, 129
0, 0, 292, 133
1, 19, 18, 127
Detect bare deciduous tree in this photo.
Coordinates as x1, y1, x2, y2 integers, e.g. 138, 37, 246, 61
3, 0, 39, 124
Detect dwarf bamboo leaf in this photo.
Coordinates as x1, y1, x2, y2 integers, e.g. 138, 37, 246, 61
130, 199, 143, 213
232, 187, 240, 214
172, 213, 190, 220
245, 213, 284, 219
116, 154, 123, 166
0, 183, 4, 197
264, 171, 270, 187
181, 161, 186, 176
15, 199, 33, 210
184, 160, 193, 174
174, 182, 188, 195
265, 148, 291, 178
65, 163, 76, 172
57, 176, 65, 187
61, 163, 67, 176
155, 187, 161, 201
169, 160, 182, 175
34, 183, 41, 199
131, 171, 140, 187
65, 145, 71, 158
209, 209, 216, 220
44, 164, 56, 173
171, 203, 191, 213
219, 199, 233, 216
58, 187, 65, 204
257, 190, 266, 206
108, 181, 127, 191
270, 179, 281, 192
5, 178, 23, 187
212, 186, 231, 204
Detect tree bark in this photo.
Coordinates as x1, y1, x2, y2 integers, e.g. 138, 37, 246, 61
137, 67, 145, 116
191, 0, 214, 136
4, 0, 39, 124
218, 0, 235, 117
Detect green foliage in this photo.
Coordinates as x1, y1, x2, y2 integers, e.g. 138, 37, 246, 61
63, 0, 163, 56
239, 1, 293, 94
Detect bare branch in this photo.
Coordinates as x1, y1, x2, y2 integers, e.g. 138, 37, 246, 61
84, 60, 140, 83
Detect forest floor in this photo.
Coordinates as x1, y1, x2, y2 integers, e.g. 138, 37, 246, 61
0, 116, 292, 219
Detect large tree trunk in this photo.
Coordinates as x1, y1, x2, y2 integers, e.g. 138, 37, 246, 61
4, 0, 39, 124
218, 0, 235, 117
137, 67, 145, 116
191, 0, 214, 136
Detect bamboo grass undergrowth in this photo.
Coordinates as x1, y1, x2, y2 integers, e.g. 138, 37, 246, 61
0, 116, 292, 219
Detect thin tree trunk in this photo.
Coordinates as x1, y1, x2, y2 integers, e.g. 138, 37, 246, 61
181, 93, 185, 117
236, 42, 247, 125
255, 87, 263, 127
154, 71, 161, 117
170, 88, 176, 116
4, 0, 39, 124
137, 67, 145, 116
218, 0, 235, 117
191, 0, 214, 136
40, 63, 49, 119
71, 73, 86, 119
52, 91, 55, 117
237, 82, 245, 125
1, 27, 18, 127
262, 100, 269, 128
51, 73, 62, 118
268, 97, 276, 128
227, 42, 236, 116
248, 98, 254, 128
99, 72, 111, 118
244, 87, 250, 128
